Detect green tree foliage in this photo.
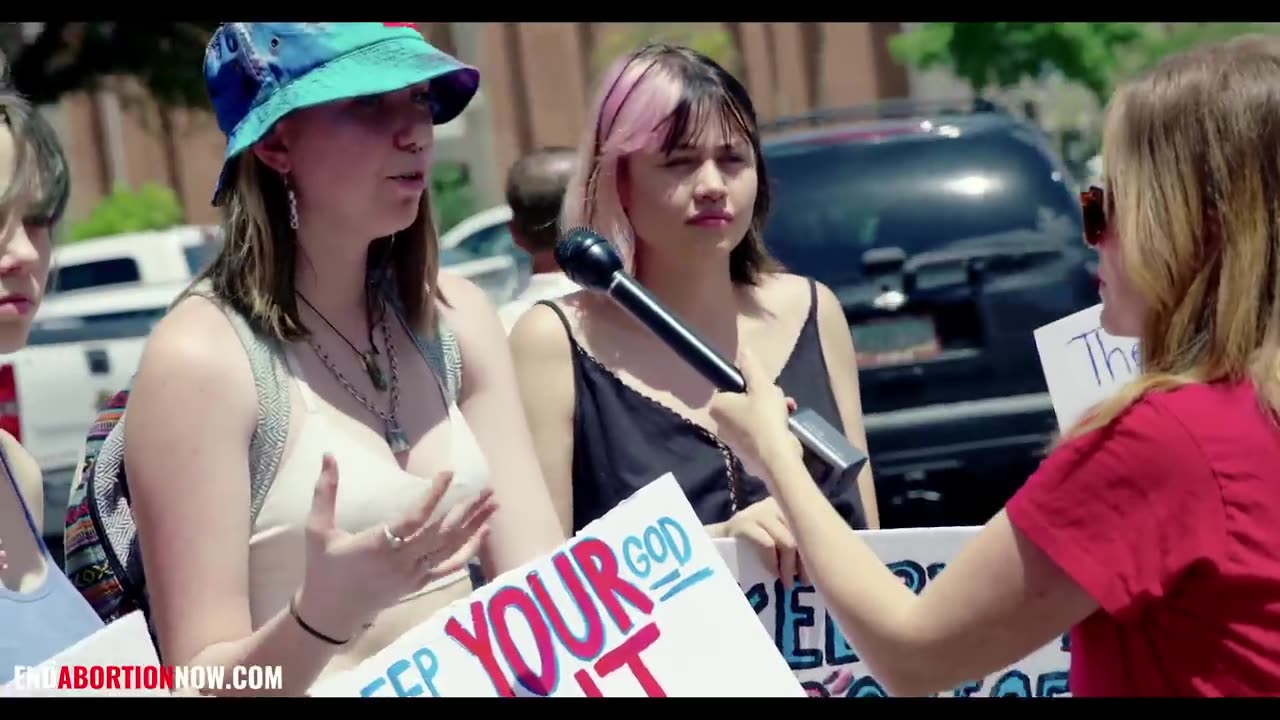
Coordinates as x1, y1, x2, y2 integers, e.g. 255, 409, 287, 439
889, 23, 1278, 106
67, 184, 185, 243
431, 162, 476, 235
889, 23, 1149, 104
1, 22, 218, 108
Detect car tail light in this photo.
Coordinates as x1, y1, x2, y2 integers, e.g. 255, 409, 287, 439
0, 363, 21, 442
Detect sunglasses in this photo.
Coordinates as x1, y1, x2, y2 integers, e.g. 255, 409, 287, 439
1080, 185, 1108, 247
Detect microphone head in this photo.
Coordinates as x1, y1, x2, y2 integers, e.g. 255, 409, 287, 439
555, 227, 624, 291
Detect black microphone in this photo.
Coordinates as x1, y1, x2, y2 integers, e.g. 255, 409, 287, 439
555, 226, 869, 478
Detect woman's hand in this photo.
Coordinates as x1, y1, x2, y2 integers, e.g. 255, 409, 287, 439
710, 350, 803, 474
722, 497, 807, 588
292, 454, 497, 641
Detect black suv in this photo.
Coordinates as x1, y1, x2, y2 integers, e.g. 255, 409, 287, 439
759, 99, 1098, 528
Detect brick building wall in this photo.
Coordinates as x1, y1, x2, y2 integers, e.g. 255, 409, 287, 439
45, 22, 909, 229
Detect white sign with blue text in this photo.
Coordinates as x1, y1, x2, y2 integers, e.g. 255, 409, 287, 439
718, 528, 1073, 698
310, 473, 805, 698
1034, 303, 1140, 431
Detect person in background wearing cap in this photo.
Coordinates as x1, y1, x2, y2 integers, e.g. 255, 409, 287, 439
116, 23, 565, 695
496, 147, 580, 334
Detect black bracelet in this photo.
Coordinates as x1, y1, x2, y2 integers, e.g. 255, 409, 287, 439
289, 594, 349, 646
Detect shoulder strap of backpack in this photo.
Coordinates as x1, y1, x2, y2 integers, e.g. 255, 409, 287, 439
177, 280, 291, 520
382, 287, 463, 406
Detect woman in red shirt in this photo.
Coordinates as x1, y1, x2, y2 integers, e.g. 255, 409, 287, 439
710, 38, 1280, 697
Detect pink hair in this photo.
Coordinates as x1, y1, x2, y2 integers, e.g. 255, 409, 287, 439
559, 51, 687, 275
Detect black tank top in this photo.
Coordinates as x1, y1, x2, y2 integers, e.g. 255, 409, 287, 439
538, 279, 867, 533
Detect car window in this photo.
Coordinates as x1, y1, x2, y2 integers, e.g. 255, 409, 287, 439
456, 222, 514, 258
49, 258, 142, 294
184, 243, 217, 275
28, 307, 167, 346
761, 129, 1080, 287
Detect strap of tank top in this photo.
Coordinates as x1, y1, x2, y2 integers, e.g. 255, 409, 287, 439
174, 280, 291, 521
533, 300, 583, 386
534, 299, 574, 340
0, 443, 46, 554
807, 277, 818, 325
382, 288, 462, 407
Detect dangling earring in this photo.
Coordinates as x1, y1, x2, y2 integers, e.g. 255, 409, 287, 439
284, 173, 299, 230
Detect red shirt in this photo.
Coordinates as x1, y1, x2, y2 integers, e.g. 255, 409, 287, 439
1006, 379, 1280, 697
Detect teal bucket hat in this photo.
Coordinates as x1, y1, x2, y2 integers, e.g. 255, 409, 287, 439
203, 22, 480, 204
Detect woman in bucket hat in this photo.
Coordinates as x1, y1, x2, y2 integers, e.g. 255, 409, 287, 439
114, 23, 565, 694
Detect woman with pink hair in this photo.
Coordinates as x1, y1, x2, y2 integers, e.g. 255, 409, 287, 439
510, 43, 878, 581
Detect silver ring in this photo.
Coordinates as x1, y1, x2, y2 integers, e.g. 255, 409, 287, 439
382, 525, 405, 551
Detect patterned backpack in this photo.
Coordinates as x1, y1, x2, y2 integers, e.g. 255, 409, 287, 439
62, 279, 463, 626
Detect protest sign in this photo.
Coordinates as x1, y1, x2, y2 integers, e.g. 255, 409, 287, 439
1, 610, 168, 697
1034, 303, 1140, 430
311, 474, 806, 698
718, 527, 1072, 698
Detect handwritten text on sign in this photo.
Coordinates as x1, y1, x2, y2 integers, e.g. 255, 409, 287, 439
717, 527, 1072, 698
311, 475, 804, 698
1034, 303, 1141, 431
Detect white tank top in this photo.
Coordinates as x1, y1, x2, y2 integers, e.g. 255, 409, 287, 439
246, 345, 491, 634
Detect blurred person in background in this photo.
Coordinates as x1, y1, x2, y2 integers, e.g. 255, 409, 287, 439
497, 146, 579, 333
509, 43, 879, 586
707, 37, 1280, 697
110, 23, 563, 695
0, 70, 103, 682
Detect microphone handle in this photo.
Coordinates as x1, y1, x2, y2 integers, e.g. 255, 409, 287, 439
605, 275, 869, 479
606, 276, 746, 393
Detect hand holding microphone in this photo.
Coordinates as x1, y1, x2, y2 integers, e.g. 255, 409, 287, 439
553, 226, 869, 480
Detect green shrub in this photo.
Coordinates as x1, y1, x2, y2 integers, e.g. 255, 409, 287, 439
68, 183, 185, 243
432, 162, 476, 234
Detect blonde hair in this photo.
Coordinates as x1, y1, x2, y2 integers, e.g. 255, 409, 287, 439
196, 153, 442, 342
1065, 38, 1280, 439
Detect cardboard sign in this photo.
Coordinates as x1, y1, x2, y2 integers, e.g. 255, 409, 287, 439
311, 474, 806, 698
718, 527, 1072, 698
0, 611, 167, 697
1034, 303, 1140, 430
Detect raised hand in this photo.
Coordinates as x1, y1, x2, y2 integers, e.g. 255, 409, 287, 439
724, 496, 807, 588
292, 453, 497, 641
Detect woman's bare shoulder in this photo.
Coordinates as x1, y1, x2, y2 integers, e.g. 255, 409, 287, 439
132, 294, 259, 416
434, 271, 498, 331
752, 271, 821, 321
507, 290, 595, 361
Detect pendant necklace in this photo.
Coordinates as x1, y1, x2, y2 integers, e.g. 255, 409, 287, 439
297, 293, 389, 392
298, 293, 410, 453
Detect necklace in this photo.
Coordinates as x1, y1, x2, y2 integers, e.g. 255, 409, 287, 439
305, 316, 411, 453
297, 293, 388, 392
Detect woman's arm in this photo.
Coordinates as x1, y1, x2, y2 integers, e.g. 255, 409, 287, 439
123, 300, 353, 695
507, 302, 578, 538
438, 274, 568, 575
713, 353, 1226, 696
759, 445, 1094, 695
811, 281, 879, 528
710, 352, 1093, 695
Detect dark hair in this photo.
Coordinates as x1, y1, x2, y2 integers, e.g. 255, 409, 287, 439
0, 80, 71, 229
505, 146, 577, 253
562, 43, 781, 285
